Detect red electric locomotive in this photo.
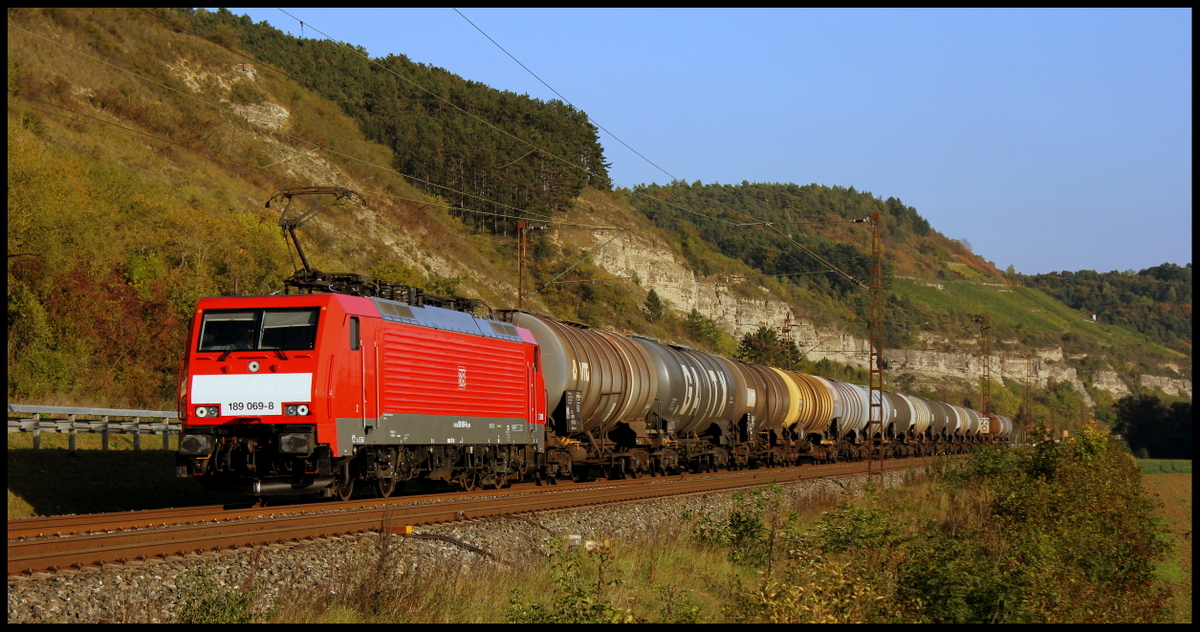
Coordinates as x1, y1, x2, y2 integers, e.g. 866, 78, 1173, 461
175, 292, 546, 499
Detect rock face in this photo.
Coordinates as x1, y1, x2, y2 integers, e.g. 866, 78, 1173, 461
582, 226, 1191, 403
1093, 371, 1133, 399
1138, 374, 1192, 398
587, 229, 795, 340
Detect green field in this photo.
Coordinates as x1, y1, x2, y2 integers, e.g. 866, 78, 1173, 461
1138, 459, 1193, 474
892, 278, 1186, 358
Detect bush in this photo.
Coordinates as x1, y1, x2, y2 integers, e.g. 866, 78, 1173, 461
505, 538, 637, 623
688, 423, 1174, 623
177, 563, 260, 624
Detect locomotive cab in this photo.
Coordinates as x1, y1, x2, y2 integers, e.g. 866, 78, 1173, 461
176, 296, 337, 495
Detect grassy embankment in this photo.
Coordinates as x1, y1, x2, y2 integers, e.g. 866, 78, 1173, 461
1138, 461, 1192, 622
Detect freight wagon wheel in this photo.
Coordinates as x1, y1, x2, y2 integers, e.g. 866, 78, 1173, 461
454, 470, 481, 492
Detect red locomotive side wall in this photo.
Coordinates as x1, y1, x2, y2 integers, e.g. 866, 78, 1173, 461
377, 319, 533, 420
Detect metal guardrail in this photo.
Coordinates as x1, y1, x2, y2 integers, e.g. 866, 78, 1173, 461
7, 404, 179, 451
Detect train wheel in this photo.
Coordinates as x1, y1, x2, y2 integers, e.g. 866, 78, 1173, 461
375, 475, 397, 498
333, 477, 354, 502
454, 470, 481, 492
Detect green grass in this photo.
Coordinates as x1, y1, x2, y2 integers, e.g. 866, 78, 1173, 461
1138, 459, 1193, 474
8, 429, 178, 451
892, 277, 1185, 358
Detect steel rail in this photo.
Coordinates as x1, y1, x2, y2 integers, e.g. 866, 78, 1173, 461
8, 457, 934, 577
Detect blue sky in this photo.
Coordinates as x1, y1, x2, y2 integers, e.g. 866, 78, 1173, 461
221, 8, 1191, 275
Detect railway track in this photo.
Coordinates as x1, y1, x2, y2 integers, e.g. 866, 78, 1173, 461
8, 457, 929, 578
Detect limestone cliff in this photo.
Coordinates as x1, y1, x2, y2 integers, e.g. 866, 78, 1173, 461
580, 221, 1192, 404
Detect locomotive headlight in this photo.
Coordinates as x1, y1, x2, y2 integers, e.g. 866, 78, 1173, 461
284, 404, 311, 416
297, 404, 309, 416
279, 432, 313, 455
194, 405, 219, 418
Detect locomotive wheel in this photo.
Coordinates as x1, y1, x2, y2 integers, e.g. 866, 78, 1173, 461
333, 477, 354, 502
375, 475, 397, 498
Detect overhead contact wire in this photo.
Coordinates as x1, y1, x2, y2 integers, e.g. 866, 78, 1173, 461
453, 8, 679, 184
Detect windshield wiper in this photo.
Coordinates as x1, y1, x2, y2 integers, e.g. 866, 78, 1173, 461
217, 331, 256, 362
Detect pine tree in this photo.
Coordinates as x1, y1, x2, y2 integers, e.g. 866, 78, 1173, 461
643, 289, 664, 322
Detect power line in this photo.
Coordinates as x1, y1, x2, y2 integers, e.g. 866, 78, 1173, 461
275, 8, 600, 190
236, 8, 885, 289
265, 9, 762, 235
453, 8, 678, 184
523, 228, 630, 300
260, 9, 853, 265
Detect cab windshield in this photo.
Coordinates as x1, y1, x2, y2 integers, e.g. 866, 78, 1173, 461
198, 308, 319, 352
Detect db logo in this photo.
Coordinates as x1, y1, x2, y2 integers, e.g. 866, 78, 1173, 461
458, 367, 467, 389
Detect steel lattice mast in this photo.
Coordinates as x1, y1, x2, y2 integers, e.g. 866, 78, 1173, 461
867, 211, 885, 481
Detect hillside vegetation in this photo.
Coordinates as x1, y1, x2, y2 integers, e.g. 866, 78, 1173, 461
187, 7, 612, 231
1017, 264, 1192, 355
6, 8, 1189, 429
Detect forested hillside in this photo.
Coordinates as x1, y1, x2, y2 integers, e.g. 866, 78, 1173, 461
1016, 264, 1192, 355
7, 8, 469, 406
627, 180, 1002, 283
186, 8, 611, 233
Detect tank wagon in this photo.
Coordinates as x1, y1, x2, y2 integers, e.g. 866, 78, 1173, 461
176, 297, 1009, 500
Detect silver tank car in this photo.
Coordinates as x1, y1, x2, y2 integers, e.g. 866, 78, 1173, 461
904, 394, 933, 437
630, 336, 736, 436
825, 378, 869, 439
883, 391, 914, 437
948, 404, 973, 436
718, 357, 793, 436
961, 407, 985, 437
504, 312, 656, 436
924, 399, 955, 437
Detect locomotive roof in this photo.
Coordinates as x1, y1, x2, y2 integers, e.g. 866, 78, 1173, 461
196, 293, 527, 344
369, 296, 524, 343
